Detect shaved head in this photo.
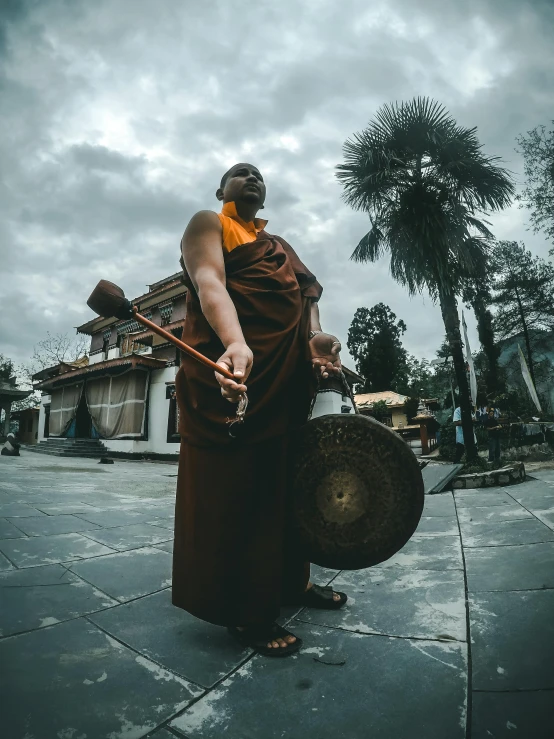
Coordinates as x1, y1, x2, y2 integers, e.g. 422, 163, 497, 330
220, 163, 260, 189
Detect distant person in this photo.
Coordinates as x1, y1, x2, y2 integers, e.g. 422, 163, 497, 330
483, 407, 502, 463
453, 400, 477, 463
1, 433, 20, 457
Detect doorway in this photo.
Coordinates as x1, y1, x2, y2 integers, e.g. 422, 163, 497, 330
75, 391, 92, 438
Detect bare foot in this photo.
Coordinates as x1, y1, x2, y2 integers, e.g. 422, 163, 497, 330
236, 626, 297, 649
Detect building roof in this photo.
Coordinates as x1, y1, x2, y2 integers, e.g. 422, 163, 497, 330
32, 356, 89, 382
35, 355, 167, 390
354, 390, 409, 409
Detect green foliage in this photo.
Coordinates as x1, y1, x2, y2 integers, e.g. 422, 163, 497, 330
462, 279, 503, 396
492, 241, 554, 338
515, 122, 554, 245
347, 303, 408, 392
368, 399, 390, 422
336, 97, 514, 462
460, 456, 490, 475
336, 96, 514, 298
438, 420, 457, 461
404, 397, 419, 424
0, 354, 15, 382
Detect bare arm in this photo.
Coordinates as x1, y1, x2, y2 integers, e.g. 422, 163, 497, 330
309, 302, 341, 379
182, 211, 244, 348
181, 211, 252, 400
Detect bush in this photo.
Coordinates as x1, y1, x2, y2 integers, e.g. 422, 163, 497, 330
438, 420, 457, 462
459, 456, 489, 475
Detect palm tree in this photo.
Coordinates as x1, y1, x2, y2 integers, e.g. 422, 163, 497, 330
336, 98, 514, 461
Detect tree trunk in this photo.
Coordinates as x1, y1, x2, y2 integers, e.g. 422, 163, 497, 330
514, 286, 536, 387
472, 295, 502, 395
439, 288, 478, 461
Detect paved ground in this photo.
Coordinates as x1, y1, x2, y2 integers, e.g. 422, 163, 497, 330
0, 452, 553, 739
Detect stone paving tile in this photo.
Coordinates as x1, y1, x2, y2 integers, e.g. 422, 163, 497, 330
0, 563, 118, 637
154, 540, 174, 554
507, 487, 554, 506
2, 493, 56, 505
170, 623, 467, 739
82, 523, 173, 552
0, 551, 14, 571
375, 534, 463, 570
310, 564, 341, 583
68, 547, 172, 602
33, 502, 105, 515
0, 502, 46, 517
6, 513, 102, 537
469, 589, 554, 691
0, 618, 203, 739
422, 493, 456, 517
465, 542, 554, 592
471, 691, 554, 739
144, 504, 175, 518
454, 491, 515, 508
74, 509, 157, 528
0, 532, 115, 568
413, 515, 459, 537
460, 518, 554, 547
90, 589, 252, 689
0, 518, 27, 539
528, 507, 554, 531
298, 567, 467, 641
147, 517, 174, 530
457, 504, 533, 526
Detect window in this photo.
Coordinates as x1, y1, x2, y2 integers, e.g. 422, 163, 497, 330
159, 303, 174, 326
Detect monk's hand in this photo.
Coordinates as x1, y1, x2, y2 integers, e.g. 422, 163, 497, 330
309, 332, 342, 380
216, 342, 253, 403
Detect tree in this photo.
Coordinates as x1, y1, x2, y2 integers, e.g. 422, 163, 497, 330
462, 279, 503, 396
347, 303, 407, 392
0, 354, 39, 414
337, 97, 514, 460
491, 241, 554, 387
29, 331, 89, 373
515, 122, 554, 249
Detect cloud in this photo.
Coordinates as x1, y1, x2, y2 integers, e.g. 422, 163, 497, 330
0, 0, 552, 370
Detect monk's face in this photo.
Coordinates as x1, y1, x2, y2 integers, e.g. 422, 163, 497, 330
217, 163, 266, 208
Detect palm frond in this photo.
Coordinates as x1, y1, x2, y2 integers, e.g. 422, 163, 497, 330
336, 96, 514, 297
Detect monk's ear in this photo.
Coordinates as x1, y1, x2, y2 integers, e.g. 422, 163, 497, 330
215, 188, 224, 202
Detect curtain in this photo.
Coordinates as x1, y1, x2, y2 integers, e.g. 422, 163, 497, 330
85, 370, 149, 439
49, 384, 83, 437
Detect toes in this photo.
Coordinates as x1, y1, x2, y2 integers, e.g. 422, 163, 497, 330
285, 635, 296, 644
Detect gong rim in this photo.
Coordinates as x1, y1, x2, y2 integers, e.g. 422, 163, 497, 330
290, 413, 424, 570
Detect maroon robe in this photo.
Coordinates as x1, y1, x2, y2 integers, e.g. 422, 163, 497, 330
172, 232, 322, 626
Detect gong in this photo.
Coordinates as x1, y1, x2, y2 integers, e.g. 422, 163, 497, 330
290, 413, 424, 570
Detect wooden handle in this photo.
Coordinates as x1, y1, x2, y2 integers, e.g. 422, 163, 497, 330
132, 308, 236, 381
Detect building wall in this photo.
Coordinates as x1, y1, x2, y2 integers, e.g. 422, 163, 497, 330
103, 365, 179, 455
17, 410, 40, 444
38, 394, 51, 442
37, 367, 179, 454
391, 409, 408, 427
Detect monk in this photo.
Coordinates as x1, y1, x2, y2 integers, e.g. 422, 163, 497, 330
173, 163, 347, 657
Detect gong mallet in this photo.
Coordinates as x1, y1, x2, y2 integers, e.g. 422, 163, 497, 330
86, 280, 236, 382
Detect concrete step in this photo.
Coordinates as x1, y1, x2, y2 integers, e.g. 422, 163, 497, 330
32, 438, 109, 459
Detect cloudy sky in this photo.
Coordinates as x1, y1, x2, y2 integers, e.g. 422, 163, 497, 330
1, 0, 553, 372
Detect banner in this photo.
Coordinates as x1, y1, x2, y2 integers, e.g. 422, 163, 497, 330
518, 345, 542, 413
462, 312, 478, 407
